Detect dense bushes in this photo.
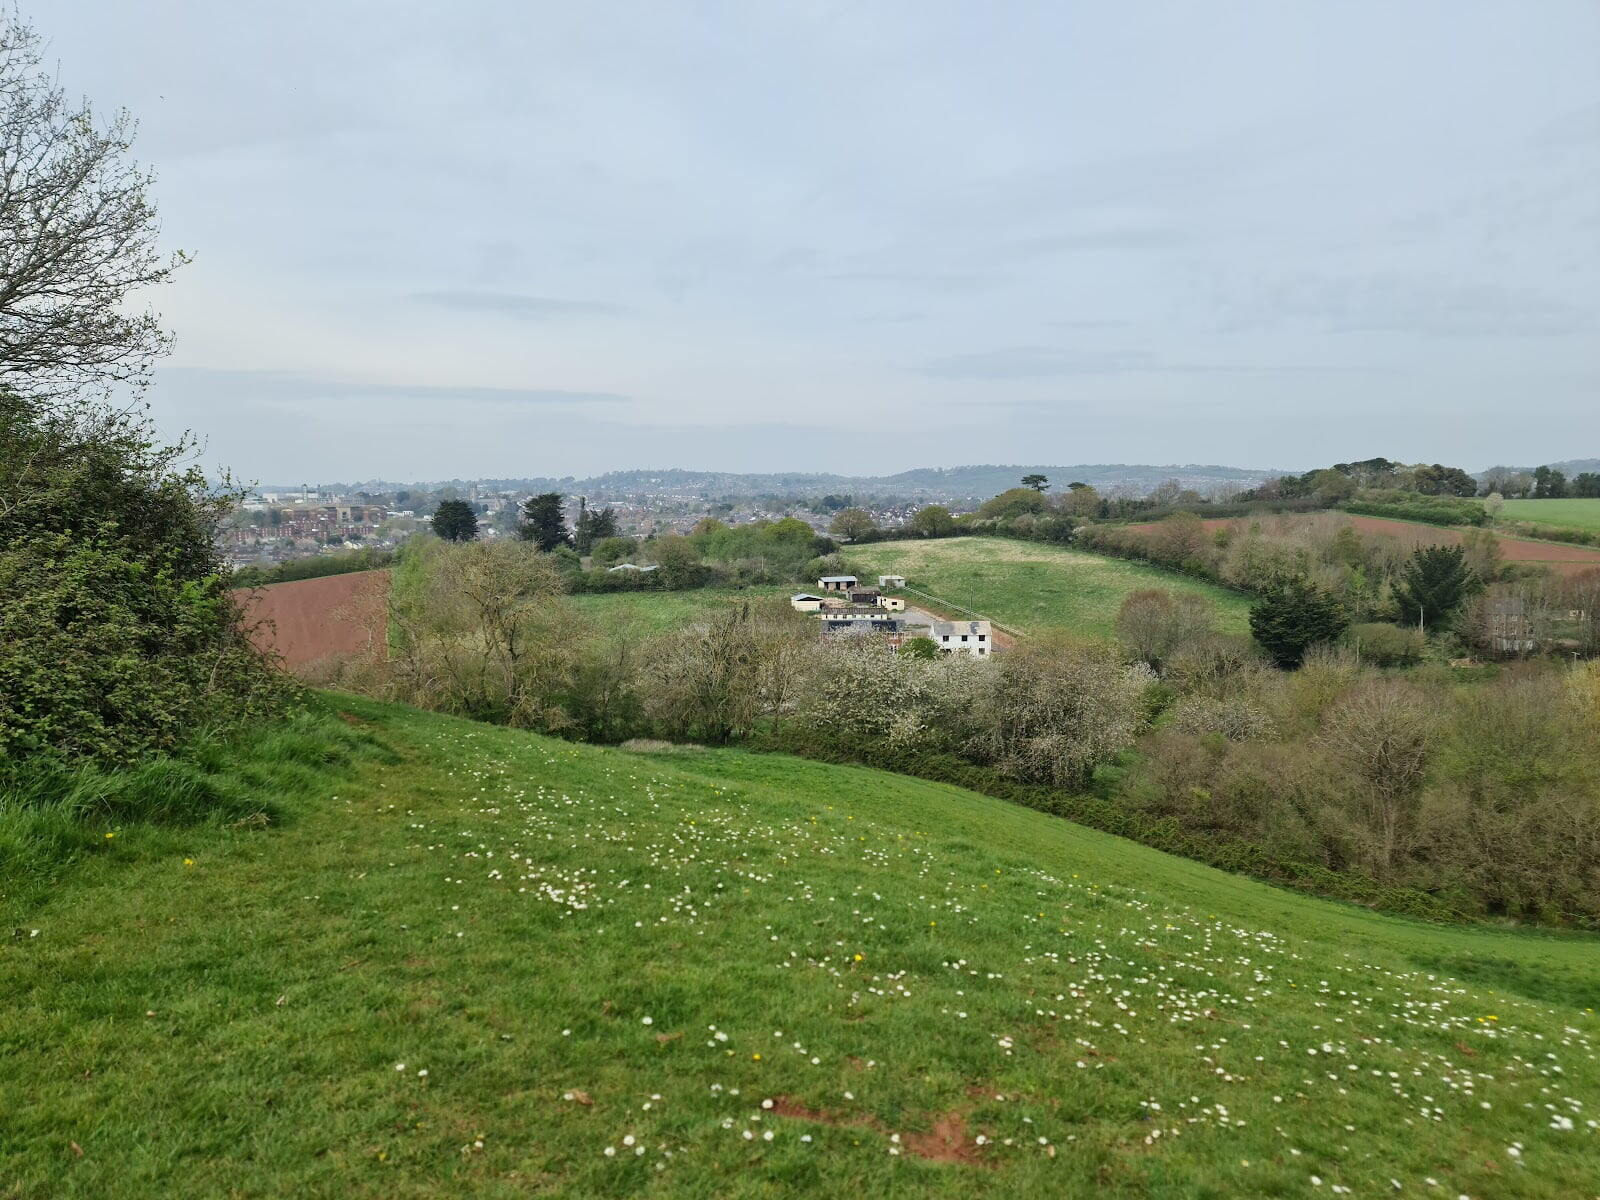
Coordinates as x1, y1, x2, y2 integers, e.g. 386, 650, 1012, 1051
1, 397, 288, 767
229, 547, 394, 589
1345, 489, 1487, 526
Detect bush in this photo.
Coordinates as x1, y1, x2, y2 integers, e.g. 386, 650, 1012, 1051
1344, 622, 1426, 667
0, 396, 288, 767
1345, 489, 1487, 526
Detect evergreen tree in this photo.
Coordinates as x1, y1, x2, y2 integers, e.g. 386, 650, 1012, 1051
1393, 544, 1476, 629
431, 499, 478, 542
519, 492, 570, 551
1249, 577, 1348, 667
589, 507, 619, 541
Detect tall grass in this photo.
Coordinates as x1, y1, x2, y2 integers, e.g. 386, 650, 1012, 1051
0, 701, 388, 903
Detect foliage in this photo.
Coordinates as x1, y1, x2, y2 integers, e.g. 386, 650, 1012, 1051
1343, 621, 1425, 667
976, 487, 1050, 521
906, 504, 956, 538
430, 499, 478, 542
827, 506, 876, 542
388, 539, 577, 728
1392, 544, 1477, 629
0, 395, 287, 766
517, 491, 568, 550
1114, 588, 1217, 670
640, 602, 814, 744
0, 15, 185, 402
1345, 489, 1488, 526
228, 546, 393, 589
1248, 577, 1348, 667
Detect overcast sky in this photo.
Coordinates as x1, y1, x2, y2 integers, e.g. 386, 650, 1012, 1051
43, 1, 1600, 482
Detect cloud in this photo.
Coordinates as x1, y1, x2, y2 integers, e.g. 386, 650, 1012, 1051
158, 367, 629, 407
409, 291, 628, 319
913, 348, 1378, 381
1246, 274, 1593, 339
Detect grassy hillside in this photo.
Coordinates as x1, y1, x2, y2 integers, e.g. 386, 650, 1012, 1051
568, 585, 792, 634
5, 696, 1595, 1197
843, 537, 1252, 638
1499, 498, 1600, 534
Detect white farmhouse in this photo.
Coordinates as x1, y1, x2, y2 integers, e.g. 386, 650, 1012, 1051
929, 619, 992, 656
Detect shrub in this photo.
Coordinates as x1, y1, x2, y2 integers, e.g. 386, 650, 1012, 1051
1344, 622, 1426, 667
1248, 577, 1348, 667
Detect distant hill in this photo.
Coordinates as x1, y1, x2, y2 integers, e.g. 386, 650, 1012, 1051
298, 463, 1285, 503
1480, 458, 1600, 478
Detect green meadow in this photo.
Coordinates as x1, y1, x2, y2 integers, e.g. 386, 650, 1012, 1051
843, 537, 1253, 638
568, 585, 793, 634
4, 695, 1595, 1197
1498, 498, 1600, 534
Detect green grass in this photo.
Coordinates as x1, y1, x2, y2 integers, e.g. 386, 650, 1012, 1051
1499, 499, 1600, 534
4, 695, 1596, 1196
843, 538, 1252, 638
568, 585, 792, 633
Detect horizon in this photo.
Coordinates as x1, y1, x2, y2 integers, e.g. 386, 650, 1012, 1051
43, 0, 1600, 480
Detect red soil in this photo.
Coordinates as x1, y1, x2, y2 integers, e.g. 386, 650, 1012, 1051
235, 569, 390, 672
1126, 514, 1600, 576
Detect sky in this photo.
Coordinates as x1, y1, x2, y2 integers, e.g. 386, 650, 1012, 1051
41, 0, 1600, 482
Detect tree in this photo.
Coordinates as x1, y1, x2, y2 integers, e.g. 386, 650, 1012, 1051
1249, 578, 1348, 667
519, 492, 569, 550
899, 635, 939, 660
1482, 491, 1504, 518
590, 535, 638, 570
829, 507, 876, 542
1020, 473, 1049, 492
1060, 483, 1101, 519
1572, 472, 1600, 499
1115, 589, 1216, 671
589, 506, 619, 541
0, 16, 186, 403
1533, 465, 1569, 499
431, 499, 478, 542
1319, 680, 1437, 877
976, 487, 1048, 521
573, 496, 593, 554
650, 534, 703, 589
907, 504, 955, 538
1393, 544, 1476, 629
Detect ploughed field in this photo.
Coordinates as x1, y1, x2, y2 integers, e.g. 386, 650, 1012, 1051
5, 696, 1596, 1197
1127, 513, 1600, 576
842, 537, 1252, 639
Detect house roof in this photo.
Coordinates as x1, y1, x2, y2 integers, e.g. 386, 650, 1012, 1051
930, 619, 990, 636
791, 593, 825, 601
818, 575, 858, 582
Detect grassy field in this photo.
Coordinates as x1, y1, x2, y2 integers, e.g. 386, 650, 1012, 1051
568, 585, 792, 633
843, 537, 1252, 638
5, 695, 1596, 1197
1499, 498, 1600, 534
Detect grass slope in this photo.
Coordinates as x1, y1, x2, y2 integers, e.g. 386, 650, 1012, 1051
844, 537, 1252, 638
4, 696, 1596, 1197
1499, 499, 1600, 534
568, 585, 792, 633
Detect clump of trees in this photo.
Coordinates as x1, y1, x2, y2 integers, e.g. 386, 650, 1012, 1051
1, 14, 284, 771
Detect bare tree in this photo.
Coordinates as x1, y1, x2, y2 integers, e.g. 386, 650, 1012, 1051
1318, 680, 1436, 877
1, 14, 185, 404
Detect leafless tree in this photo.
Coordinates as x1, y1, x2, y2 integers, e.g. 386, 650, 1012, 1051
1318, 679, 1437, 877
1, 13, 185, 405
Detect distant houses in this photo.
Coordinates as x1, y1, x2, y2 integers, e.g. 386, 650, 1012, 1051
791, 576, 992, 656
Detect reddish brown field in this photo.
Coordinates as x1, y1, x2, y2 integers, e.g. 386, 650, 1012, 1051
1126, 513, 1600, 576
235, 569, 390, 671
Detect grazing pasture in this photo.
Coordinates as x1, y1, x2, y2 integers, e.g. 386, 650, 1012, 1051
1498, 499, 1600, 534
4, 695, 1597, 1197
843, 537, 1252, 638
567, 585, 793, 633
